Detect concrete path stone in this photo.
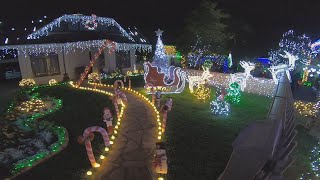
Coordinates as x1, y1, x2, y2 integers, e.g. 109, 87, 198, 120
92, 87, 157, 180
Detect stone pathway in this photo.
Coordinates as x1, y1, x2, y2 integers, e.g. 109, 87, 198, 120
92, 87, 157, 180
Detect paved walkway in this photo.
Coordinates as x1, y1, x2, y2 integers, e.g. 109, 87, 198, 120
92, 86, 157, 180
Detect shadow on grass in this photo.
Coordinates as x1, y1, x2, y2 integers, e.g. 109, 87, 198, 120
15, 85, 114, 180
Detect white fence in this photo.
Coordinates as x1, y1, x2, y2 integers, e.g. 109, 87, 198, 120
184, 69, 277, 97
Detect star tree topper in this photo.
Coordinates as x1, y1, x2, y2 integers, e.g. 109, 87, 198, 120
155, 28, 164, 37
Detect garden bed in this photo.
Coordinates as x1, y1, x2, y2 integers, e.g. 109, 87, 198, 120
11, 85, 116, 179
0, 84, 68, 179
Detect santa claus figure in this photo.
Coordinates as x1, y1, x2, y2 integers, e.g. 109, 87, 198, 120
103, 107, 113, 134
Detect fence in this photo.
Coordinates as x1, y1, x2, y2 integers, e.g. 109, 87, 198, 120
217, 73, 297, 180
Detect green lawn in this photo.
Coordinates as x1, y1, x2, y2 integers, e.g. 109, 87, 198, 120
15, 85, 114, 180
6, 82, 317, 179
161, 88, 273, 179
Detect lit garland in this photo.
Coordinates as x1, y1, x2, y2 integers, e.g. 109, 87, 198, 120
83, 14, 98, 31
19, 78, 36, 87
27, 14, 133, 41
225, 82, 241, 104
48, 79, 57, 86
0, 40, 152, 57
294, 101, 317, 117
73, 81, 163, 178
194, 84, 211, 101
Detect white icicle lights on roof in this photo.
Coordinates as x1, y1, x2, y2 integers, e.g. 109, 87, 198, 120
27, 14, 134, 42
0, 40, 152, 57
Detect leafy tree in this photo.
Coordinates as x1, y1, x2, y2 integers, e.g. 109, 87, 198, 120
177, 0, 230, 55
269, 30, 313, 66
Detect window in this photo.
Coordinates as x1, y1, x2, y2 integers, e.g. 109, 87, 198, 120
30, 53, 60, 77
116, 51, 131, 68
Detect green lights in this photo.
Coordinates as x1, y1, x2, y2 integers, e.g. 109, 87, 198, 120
225, 82, 241, 104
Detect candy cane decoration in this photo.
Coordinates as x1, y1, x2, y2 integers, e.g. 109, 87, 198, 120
112, 89, 127, 117
146, 83, 155, 104
113, 97, 120, 117
114, 80, 124, 90
78, 126, 110, 167
161, 99, 173, 132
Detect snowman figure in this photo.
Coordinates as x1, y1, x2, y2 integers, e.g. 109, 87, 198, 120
103, 107, 113, 134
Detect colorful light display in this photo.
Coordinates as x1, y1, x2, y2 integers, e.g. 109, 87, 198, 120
225, 82, 241, 104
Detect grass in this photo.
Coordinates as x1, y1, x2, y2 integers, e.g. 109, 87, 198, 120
160, 88, 272, 179
15, 85, 114, 180
284, 125, 318, 179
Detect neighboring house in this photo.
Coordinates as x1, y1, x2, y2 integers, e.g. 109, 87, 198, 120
0, 14, 152, 84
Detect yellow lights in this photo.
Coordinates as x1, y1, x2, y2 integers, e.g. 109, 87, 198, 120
105, 147, 110, 152
100, 155, 105, 159
117, 122, 121, 125
158, 136, 162, 140
294, 101, 317, 117
48, 79, 57, 86
158, 132, 162, 135
158, 126, 162, 130
19, 78, 36, 87
110, 141, 114, 145
17, 99, 46, 113
158, 177, 164, 180
87, 171, 92, 175
114, 130, 118, 134
115, 125, 119, 129
164, 45, 176, 55
111, 135, 115, 140
194, 84, 211, 101
93, 163, 100, 168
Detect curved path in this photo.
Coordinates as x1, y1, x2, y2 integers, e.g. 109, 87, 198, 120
91, 86, 158, 180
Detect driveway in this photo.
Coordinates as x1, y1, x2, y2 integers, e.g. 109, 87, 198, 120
0, 80, 19, 113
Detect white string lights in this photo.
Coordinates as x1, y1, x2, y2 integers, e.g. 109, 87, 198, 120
184, 69, 276, 97
27, 14, 134, 42
0, 40, 152, 57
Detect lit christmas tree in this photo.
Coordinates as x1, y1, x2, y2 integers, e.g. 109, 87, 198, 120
225, 82, 241, 104
152, 28, 169, 73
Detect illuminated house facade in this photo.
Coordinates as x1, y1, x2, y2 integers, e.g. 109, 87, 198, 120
0, 14, 151, 84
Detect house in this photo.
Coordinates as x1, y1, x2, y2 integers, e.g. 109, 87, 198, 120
0, 14, 152, 84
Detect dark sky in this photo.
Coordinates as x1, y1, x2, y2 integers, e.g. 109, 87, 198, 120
1, 0, 320, 57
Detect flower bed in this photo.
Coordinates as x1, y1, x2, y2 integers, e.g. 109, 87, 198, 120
0, 83, 68, 179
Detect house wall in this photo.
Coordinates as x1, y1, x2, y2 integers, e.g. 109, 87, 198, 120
18, 47, 137, 84
18, 50, 65, 84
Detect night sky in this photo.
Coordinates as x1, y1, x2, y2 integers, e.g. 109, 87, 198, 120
1, 0, 320, 57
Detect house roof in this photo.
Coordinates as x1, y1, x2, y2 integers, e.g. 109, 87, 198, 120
0, 14, 152, 57
24, 14, 149, 44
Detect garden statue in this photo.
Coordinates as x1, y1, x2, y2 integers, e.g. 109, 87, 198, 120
103, 107, 113, 135
154, 142, 168, 174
